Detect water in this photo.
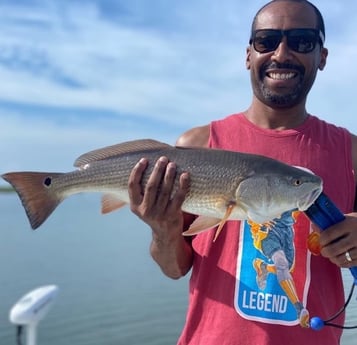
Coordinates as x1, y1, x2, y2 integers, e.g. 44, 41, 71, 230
0, 193, 356, 344
0, 194, 188, 344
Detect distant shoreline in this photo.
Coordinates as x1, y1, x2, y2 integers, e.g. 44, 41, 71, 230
0, 186, 14, 193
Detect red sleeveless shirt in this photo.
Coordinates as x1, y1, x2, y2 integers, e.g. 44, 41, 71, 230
177, 113, 355, 345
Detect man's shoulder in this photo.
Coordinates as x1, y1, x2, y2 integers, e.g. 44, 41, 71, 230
176, 125, 210, 148
309, 114, 350, 132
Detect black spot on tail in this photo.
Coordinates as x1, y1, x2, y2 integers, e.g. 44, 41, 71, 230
44, 177, 52, 187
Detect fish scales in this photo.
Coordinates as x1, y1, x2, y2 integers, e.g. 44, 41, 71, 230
56, 147, 247, 211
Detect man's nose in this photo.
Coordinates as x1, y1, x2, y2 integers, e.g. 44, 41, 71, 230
272, 37, 293, 62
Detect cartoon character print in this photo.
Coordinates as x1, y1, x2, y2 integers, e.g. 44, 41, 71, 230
235, 210, 312, 327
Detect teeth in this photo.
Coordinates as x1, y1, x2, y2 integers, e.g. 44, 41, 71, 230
268, 72, 296, 80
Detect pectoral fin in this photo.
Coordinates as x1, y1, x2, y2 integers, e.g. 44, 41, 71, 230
212, 204, 235, 242
182, 216, 221, 236
182, 204, 236, 241
101, 194, 127, 214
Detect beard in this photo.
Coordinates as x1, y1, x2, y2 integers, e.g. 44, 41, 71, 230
261, 83, 302, 106
258, 62, 306, 107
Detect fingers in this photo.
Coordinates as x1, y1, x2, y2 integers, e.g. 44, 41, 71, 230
319, 216, 357, 267
320, 232, 349, 256
322, 248, 357, 268
143, 157, 172, 209
128, 158, 148, 207
128, 156, 189, 217
320, 240, 354, 267
170, 171, 190, 210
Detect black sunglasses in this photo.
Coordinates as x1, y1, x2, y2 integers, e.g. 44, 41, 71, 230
249, 28, 324, 54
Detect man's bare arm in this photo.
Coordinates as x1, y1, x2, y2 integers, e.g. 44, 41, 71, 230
128, 125, 210, 279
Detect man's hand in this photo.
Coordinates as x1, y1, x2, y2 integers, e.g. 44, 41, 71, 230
127, 156, 193, 278
319, 214, 357, 267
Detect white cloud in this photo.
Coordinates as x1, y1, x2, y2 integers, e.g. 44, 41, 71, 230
0, 1, 250, 111
1, 0, 357, 177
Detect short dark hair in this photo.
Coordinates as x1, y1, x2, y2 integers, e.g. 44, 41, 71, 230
250, 0, 326, 43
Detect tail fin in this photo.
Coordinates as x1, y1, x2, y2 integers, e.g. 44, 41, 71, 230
2, 172, 64, 230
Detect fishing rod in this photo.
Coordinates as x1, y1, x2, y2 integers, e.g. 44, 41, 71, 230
305, 193, 357, 331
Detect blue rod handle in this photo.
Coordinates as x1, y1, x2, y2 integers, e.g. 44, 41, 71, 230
305, 192, 357, 282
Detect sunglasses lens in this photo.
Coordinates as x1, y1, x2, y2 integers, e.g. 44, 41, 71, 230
253, 31, 282, 53
287, 30, 318, 53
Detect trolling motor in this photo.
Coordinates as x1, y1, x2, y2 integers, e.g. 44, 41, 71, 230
9, 285, 59, 345
305, 193, 357, 330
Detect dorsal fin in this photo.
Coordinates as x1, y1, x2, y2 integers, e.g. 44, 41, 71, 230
74, 139, 172, 167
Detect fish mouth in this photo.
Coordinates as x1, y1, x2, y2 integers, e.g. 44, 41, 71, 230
297, 187, 323, 211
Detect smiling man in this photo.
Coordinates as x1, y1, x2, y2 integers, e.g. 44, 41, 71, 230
127, 1, 357, 344
246, 0, 328, 116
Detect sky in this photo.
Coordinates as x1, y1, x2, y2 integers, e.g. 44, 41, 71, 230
1, 0, 357, 178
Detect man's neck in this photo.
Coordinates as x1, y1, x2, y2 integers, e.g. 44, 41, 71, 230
244, 100, 308, 130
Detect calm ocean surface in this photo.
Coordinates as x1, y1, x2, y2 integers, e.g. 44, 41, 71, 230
0, 193, 356, 344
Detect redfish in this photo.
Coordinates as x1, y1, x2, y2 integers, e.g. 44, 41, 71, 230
2, 139, 322, 239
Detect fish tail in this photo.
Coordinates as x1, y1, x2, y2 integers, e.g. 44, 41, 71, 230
2, 172, 64, 230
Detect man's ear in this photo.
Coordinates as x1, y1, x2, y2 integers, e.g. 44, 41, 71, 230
246, 46, 251, 70
318, 47, 328, 71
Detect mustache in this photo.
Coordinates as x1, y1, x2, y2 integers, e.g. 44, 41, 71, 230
261, 62, 305, 74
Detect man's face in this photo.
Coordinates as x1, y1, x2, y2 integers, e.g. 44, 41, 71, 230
246, 1, 328, 108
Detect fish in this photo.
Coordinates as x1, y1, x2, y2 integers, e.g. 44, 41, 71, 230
1, 139, 323, 240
